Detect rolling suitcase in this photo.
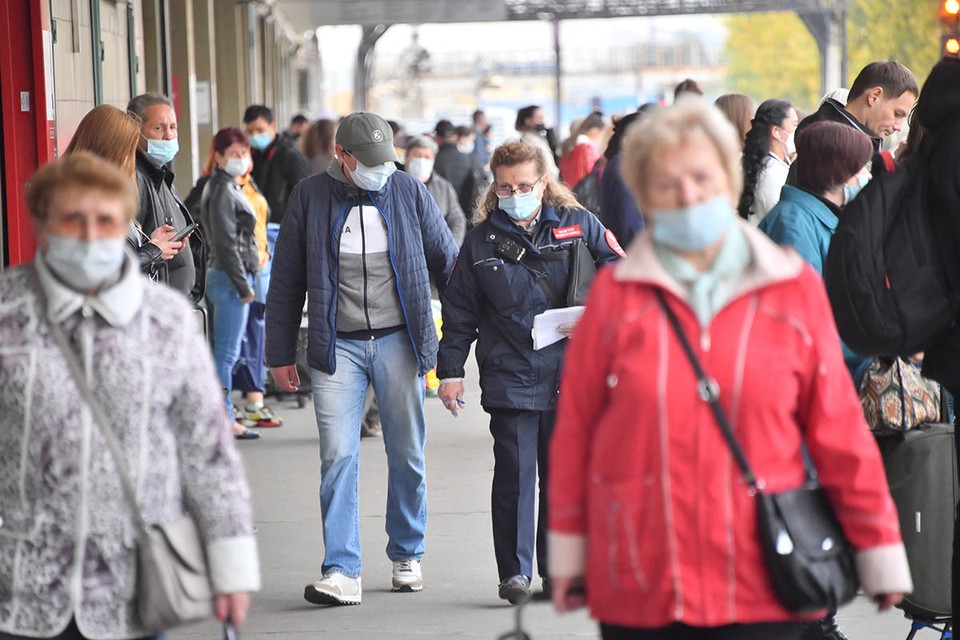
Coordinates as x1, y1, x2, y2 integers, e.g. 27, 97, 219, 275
877, 423, 958, 637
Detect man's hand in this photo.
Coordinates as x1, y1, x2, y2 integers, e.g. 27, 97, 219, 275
148, 224, 183, 260
438, 381, 465, 417
551, 576, 587, 613
215, 592, 250, 627
874, 592, 905, 612
270, 365, 300, 393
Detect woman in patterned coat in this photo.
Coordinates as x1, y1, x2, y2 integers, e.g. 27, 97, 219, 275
0, 152, 259, 640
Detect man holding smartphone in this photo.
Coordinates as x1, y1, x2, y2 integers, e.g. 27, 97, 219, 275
128, 93, 204, 303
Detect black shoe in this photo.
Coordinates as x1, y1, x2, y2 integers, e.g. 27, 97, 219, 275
498, 575, 531, 605
802, 616, 848, 640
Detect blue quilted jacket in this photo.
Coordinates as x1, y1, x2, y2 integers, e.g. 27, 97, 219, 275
265, 166, 458, 375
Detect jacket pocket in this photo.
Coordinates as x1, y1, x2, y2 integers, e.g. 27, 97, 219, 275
474, 260, 524, 315
588, 478, 654, 593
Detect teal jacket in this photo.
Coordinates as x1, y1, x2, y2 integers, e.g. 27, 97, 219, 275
758, 185, 836, 275
759, 185, 866, 385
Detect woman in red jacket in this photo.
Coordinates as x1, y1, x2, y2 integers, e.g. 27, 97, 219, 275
547, 100, 911, 640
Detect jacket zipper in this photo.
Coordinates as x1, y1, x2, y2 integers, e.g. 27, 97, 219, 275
359, 203, 372, 331
328, 200, 354, 372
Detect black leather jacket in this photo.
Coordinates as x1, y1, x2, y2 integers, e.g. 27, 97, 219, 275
200, 168, 259, 298
134, 152, 205, 303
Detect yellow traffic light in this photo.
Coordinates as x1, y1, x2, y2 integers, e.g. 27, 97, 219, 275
947, 36, 960, 55
945, 0, 960, 15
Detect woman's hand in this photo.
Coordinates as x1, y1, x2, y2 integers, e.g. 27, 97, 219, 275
551, 576, 587, 612
240, 293, 255, 304
215, 592, 250, 627
557, 322, 577, 338
438, 381, 465, 417
148, 224, 183, 260
270, 365, 300, 393
874, 592, 905, 612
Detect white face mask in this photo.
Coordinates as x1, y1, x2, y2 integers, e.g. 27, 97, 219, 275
777, 129, 797, 156
348, 159, 397, 192
406, 157, 435, 182
457, 142, 475, 154
224, 156, 252, 178
43, 233, 126, 292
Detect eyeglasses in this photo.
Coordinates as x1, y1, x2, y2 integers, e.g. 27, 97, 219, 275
494, 176, 544, 197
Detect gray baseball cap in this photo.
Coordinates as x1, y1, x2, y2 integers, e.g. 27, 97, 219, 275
336, 112, 400, 166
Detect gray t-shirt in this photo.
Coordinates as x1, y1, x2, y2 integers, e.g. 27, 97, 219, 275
336, 202, 405, 333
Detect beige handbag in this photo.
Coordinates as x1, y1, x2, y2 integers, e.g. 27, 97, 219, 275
49, 320, 215, 632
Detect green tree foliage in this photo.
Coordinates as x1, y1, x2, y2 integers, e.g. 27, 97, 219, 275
724, 12, 821, 113
725, 2, 942, 114
847, 0, 941, 85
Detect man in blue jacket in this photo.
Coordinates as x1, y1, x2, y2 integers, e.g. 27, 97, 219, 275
266, 112, 458, 606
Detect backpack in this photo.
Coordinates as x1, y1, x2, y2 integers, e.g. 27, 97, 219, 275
822, 154, 960, 357
573, 159, 603, 216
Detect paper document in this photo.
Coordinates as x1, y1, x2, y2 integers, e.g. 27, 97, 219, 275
532, 306, 585, 351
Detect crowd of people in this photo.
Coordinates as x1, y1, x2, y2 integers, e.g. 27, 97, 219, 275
4, 52, 960, 640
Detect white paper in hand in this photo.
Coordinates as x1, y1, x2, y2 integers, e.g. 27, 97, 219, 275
532, 306, 586, 350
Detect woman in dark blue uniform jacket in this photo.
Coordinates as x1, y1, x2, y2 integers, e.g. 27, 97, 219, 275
437, 139, 621, 604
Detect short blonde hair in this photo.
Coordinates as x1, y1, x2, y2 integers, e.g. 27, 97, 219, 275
621, 100, 743, 212
474, 139, 583, 224
27, 151, 138, 222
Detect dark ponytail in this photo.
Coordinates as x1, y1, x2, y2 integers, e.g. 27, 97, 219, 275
737, 99, 792, 220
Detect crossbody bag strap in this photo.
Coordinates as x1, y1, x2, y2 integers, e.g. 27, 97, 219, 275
654, 290, 760, 490
47, 319, 149, 532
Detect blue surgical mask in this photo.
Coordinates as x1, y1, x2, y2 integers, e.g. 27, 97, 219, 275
348, 159, 397, 192
498, 191, 542, 221
144, 138, 179, 166
842, 183, 863, 206
43, 234, 126, 291
248, 132, 273, 151
649, 194, 736, 253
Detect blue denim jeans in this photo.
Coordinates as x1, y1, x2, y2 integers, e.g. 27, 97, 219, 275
206, 267, 253, 421
310, 330, 427, 577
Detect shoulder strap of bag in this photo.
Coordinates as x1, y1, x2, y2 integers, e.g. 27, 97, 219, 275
655, 290, 818, 488
46, 317, 149, 532
654, 290, 759, 487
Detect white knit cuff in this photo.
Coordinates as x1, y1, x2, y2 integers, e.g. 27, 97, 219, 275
439, 378, 464, 385
855, 543, 913, 596
548, 531, 587, 579
207, 535, 262, 594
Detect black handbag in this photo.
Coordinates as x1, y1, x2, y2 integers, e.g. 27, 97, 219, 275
566, 239, 597, 307
655, 291, 859, 613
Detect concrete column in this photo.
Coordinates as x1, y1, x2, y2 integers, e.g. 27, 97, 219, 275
140, 0, 168, 94
192, 0, 217, 154
799, 10, 846, 96
167, 0, 198, 194
212, 0, 246, 128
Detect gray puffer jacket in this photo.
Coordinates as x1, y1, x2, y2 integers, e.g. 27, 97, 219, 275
200, 168, 259, 297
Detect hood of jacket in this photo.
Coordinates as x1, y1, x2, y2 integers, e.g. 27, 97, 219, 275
916, 56, 960, 131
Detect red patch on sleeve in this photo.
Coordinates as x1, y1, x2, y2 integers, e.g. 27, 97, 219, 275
553, 225, 583, 240
605, 229, 627, 258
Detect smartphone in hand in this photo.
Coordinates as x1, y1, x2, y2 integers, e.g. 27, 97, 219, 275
171, 222, 198, 243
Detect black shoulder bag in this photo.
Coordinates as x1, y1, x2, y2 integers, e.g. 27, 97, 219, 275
655, 290, 858, 613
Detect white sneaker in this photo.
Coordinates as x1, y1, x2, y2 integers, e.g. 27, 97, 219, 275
304, 572, 362, 605
391, 560, 423, 592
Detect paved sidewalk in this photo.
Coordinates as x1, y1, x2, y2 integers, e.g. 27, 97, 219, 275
171, 371, 922, 640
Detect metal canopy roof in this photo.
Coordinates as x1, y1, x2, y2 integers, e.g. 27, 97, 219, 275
505, 0, 845, 19
275, 0, 846, 29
